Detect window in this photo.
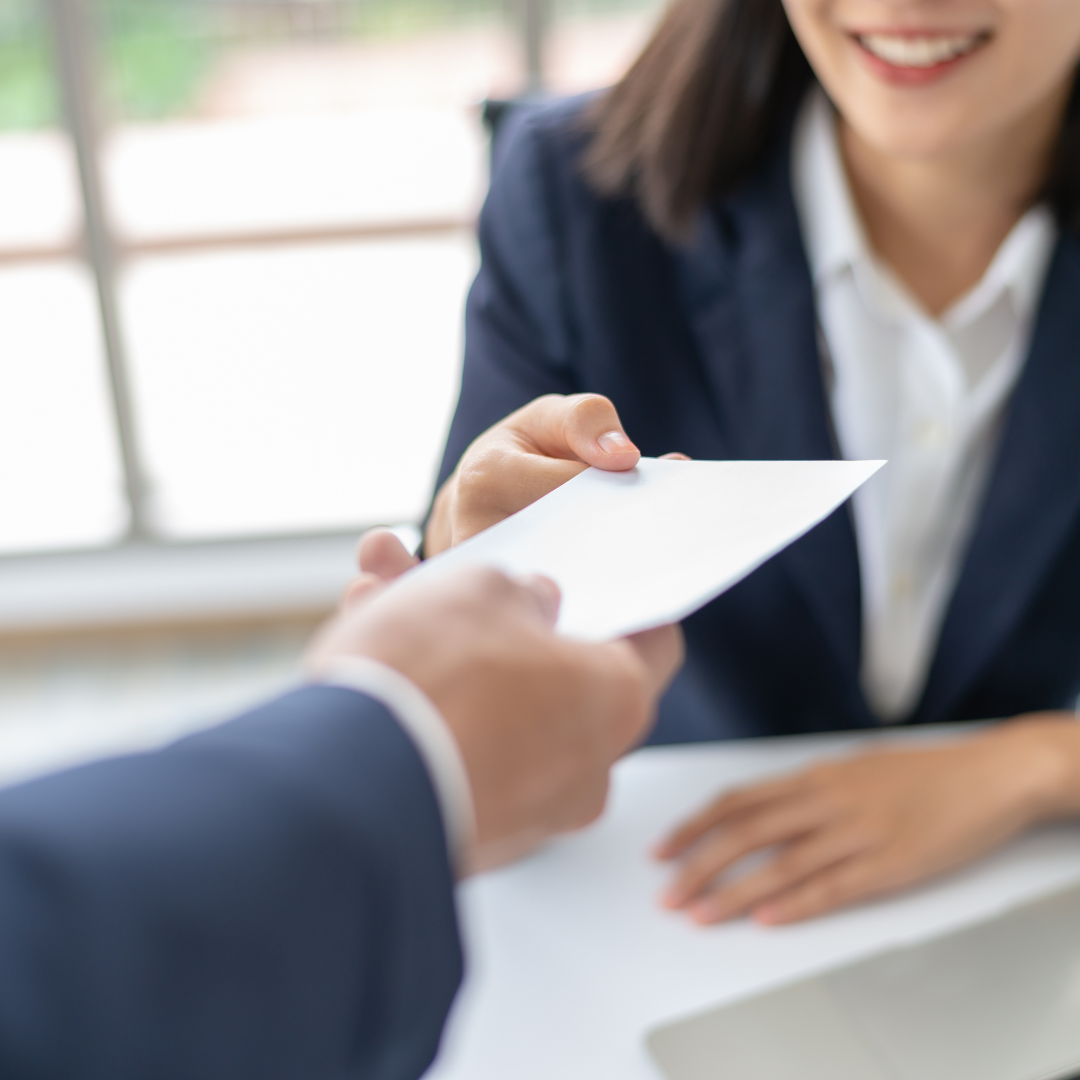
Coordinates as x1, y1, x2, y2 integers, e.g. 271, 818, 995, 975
1, 0, 664, 562
0, 0, 124, 553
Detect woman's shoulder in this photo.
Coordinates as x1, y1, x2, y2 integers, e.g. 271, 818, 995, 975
487, 90, 797, 243
490, 92, 617, 206
492, 92, 600, 169
485, 93, 618, 219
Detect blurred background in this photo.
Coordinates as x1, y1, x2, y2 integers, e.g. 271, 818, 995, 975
0, 0, 664, 781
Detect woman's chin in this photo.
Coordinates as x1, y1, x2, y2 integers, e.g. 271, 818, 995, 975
836, 93, 1003, 165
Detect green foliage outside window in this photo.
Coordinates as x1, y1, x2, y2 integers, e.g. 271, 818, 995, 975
0, 0, 510, 129
0, 0, 661, 131
0, 0, 57, 128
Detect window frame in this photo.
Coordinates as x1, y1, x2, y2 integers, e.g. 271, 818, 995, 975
2, 0, 548, 555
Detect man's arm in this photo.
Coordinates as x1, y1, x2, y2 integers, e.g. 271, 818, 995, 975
0, 554, 682, 1080
0, 686, 461, 1080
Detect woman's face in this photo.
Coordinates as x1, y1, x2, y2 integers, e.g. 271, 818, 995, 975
781, 0, 1080, 160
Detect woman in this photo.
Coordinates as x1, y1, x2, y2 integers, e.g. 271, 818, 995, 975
426, 0, 1080, 925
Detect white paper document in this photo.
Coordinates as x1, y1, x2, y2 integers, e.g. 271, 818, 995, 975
427, 734, 1080, 1080
412, 458, 884, 640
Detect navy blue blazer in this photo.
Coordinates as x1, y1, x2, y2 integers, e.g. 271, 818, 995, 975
0, 687, 462, 1080
437, 95, 1080, 744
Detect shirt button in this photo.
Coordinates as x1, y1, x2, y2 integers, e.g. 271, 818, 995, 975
915, 419, 949, 450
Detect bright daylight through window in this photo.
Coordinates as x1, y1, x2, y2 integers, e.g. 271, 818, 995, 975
0, 0, 662, 560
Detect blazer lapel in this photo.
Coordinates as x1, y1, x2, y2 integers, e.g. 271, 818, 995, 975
916, 233, 1080, 724
672, 141, 866, 703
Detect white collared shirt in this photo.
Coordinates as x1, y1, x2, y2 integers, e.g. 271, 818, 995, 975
792, 88, 1057, 721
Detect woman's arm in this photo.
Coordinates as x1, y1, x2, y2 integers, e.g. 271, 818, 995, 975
428, 108, 582, 554
655, 713, 1080, 925
428, 105, 669, 554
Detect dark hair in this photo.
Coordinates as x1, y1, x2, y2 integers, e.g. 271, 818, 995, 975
583, 0, 1080, 242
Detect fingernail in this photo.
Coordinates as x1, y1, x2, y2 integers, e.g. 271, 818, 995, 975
689, 899, 718, 924
660, 888, 684, 909
598, 430, 636, 454
754, 905, 780, 925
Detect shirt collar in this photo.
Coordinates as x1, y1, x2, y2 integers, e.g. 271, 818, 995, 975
791, 84, 1058, 328
946, 204, 1057, 330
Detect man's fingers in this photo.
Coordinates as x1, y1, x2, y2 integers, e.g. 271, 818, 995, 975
659, 452, 692, 461
357, 528, 419, 581
595, 625, 685, 755
304, 573, 387, 673
585, 630, 682, 758
515, 574, 563, 628
511, 394, 640, 472
625, 625, 685, 698
341, 572, 387, 609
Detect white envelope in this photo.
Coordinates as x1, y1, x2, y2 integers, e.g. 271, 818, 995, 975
411, 458, 884, 641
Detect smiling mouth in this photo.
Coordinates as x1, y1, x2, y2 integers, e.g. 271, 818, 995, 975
854, 31, 990, 69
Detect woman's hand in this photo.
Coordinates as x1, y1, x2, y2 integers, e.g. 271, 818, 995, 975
425, 394, 642, 556
655, 715, 1080, 927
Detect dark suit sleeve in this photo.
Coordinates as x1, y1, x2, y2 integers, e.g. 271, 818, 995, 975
437, 108, 583, 490
0, 686, 463, 1080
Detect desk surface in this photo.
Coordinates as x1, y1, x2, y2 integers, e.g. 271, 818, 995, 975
427, 727, 1080, 1080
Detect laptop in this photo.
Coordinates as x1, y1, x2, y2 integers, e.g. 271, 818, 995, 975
647, 882, 1080, 1080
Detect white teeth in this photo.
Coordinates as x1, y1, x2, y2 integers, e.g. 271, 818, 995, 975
859, 32, 983, 68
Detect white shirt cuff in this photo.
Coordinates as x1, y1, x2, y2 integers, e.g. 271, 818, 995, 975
313, 656, 477, 873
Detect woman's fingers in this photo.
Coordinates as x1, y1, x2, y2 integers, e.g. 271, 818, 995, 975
655, 775, 809, 859
510, 393, 640, 471
656, 726, 1080, 930
439, 394, 640, 548
452, 450, 588, 544
428, 393, 643, 554
686, 827, 872, 924
753, 857, 890, 926
357, 528, 419, 581
660, 795, 833, 909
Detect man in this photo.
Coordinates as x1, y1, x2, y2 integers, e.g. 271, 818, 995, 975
0, 530, 681, 1079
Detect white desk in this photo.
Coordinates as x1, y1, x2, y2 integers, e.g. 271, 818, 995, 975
427, 727, 1080, 1080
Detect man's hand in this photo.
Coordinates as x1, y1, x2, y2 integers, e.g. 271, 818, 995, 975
655, 716, 1080, 925
309, 531, 684, 872
426, 394, 642, 555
